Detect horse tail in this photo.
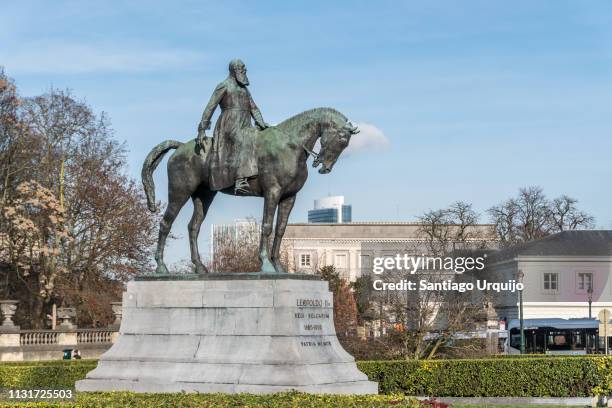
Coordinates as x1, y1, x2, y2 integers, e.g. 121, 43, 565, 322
141, 140, 183, 212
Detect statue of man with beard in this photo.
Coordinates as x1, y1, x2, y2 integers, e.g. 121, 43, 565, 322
197, 59, 269, 194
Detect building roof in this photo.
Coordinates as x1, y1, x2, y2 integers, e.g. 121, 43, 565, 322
488, 230, 612, 263
285, 222, 495, 240
507, 318, 599, 331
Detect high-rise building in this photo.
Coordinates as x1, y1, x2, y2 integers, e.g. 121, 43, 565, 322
307, 196, 352, 223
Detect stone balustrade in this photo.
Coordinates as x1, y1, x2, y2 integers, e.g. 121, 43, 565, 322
1, 327, 119, 361
77, 329, 116, 344
0, 300, 122, 361
20, 330, 60, 346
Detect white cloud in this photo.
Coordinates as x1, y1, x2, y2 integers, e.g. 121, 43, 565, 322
344, 122, 390, 155
1, 41, 206, 74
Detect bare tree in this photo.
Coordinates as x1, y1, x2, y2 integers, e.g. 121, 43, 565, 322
517, 186, 550, 241
488, 186, 595, 246
419, 201, 484, 254
210, 219, 261, 272
0, 69, 158, 328
0, 69, 36, 209
418, 209, 453, 256
487, 198, 520, 246
447, 201, 480, 242
350, 201, 492, 359
209, 218, 293, 273
550, 195, 595, 231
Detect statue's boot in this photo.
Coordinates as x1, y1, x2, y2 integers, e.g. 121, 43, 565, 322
234, 177, 252, 195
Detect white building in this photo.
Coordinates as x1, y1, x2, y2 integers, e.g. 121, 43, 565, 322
283, 222, 496, 282
483, 230, 612, 321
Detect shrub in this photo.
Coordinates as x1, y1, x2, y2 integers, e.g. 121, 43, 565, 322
0, 360, 95, 389
1, 357, 609, 399
489, 353, 593, 358
593, 356, 612, 397
358, 357, 606, 397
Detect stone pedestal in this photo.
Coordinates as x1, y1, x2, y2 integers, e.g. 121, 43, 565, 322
76, 275, 377, 394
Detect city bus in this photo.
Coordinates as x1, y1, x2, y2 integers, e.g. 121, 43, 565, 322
506, 318, 603, 355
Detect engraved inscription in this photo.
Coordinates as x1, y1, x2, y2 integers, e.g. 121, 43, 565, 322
294, 300, 331, 334
300, 340, 332, 347
296, 298, 322, 307
294, 311, 330, 319
296, 298, 332, 307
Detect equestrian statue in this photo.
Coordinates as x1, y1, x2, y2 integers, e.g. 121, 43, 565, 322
141, 59, 359, 274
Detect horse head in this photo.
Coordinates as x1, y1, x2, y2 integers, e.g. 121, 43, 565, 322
313, 119, 359, 174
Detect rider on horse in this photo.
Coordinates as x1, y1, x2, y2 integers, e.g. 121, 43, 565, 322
197, 59, 269, 194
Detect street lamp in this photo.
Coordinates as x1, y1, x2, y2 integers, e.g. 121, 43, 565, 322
588, 285, 593, 319
587, 285, 594, 354
517, 269, 525, 354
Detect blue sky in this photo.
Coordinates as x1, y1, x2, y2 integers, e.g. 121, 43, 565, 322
2, 1, 612, 265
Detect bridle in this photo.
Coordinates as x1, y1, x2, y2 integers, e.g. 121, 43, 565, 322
302, 144, 320, 161
301, 120, 357, 165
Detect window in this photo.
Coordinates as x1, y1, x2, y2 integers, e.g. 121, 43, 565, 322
543, 273, 558, 291
360, 254, 370, 268
577, 272, 593, 292
334, 254, 347, 269
299, 254, 311, 267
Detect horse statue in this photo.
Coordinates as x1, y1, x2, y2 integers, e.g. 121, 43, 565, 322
142, 107, 359, 274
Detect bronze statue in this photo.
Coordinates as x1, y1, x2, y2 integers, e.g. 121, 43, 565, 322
142, 61, 358, 275
197, 59, 268, 194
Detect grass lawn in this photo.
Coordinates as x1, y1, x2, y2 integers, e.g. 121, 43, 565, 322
453, 405, 588, 408
0, 392, 421, 408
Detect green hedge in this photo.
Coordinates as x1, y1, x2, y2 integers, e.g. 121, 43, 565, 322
0, 360, 95, 390
0, 357, 610, 398
0, 392, 418, 407
593, 357, 612, 396
358, 357, 604, 397
489, 353, 595, 358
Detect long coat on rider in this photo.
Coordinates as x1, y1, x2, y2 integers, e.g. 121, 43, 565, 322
200, 77, 266, 191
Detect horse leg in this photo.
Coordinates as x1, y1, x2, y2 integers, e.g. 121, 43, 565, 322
271, 195, 296, 273
259, 189, 280, 274
155, 188, 190, 274
189, 188, 216, 274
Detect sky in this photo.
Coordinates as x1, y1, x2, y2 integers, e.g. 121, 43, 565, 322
2, 1, 612, 266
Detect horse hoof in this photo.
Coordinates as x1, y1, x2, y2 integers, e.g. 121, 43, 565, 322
195, 264, 208, 275
273, 263, 287, 274
259, 259, 276, 274
155, 264, 169, 275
